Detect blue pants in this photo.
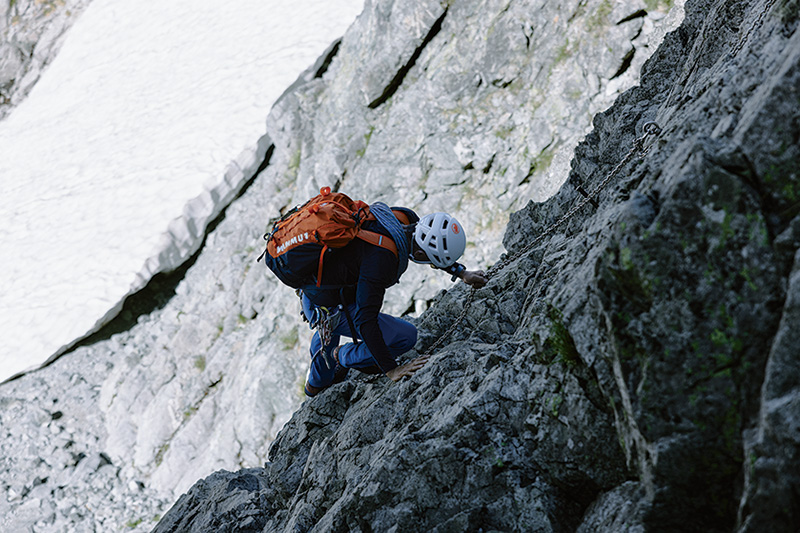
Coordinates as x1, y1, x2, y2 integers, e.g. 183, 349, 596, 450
302, 294, 417, 388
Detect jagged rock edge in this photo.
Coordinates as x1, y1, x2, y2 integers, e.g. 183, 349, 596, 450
1, 38, 348, 384
153, 1, 800, 530
14, 144, 276, 382
367, 7, 448, 109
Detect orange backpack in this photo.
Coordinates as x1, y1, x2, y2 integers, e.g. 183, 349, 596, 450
258, 187, 409, 288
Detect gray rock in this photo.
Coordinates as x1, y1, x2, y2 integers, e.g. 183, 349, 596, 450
94, 0, 682, 511
0, 0, 92, 119
0, 349, 168, 533
577, 482, 647, 533
740, 248, 800, 532
0, 0, 689, 531
153, 469, 274, 533
152, 0, 800, 531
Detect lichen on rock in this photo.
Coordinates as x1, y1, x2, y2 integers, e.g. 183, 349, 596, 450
154, 0, 800, 530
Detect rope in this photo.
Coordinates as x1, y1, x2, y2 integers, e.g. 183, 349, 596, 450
370, 202, 410, 281
423, 122, 662, 356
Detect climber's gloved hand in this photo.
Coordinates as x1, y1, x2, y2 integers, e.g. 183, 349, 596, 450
462, 270, 488, 289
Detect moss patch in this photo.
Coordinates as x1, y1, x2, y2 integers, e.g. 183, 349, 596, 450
542, 305, 580, 367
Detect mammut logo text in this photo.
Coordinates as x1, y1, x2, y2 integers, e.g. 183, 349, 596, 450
276, 232, 310, 253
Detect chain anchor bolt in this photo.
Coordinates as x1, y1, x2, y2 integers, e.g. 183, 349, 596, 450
643, 121, 662, 136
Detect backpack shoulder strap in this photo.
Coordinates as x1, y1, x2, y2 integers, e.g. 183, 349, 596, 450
356, 229, 398, 256
391, 209, 411, 226
356, 207, 411, 257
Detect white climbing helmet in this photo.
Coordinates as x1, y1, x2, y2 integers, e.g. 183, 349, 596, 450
412, 212, 467, 268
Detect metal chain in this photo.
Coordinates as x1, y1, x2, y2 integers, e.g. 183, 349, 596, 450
310, 306, 341, 369
730, 0, 778, 58
424, 285, 477, 356
318, 311, 335, 347
423, 122, 662, 356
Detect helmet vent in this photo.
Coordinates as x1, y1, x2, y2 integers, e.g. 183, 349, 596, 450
412, 212, 466, 268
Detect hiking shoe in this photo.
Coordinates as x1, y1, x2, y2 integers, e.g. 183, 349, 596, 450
304, 368, 348, 396
305, 347, 348, 397
332, 364, 349, 384
304, 382, 324, 397
332, 347, 349, 384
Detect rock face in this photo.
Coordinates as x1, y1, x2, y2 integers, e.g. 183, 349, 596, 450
0, 0, 91, 118
23, 0, 800, 530
0, 0, 679, 521
0, 348, 170, 532
153, 0, 800, 531
92, 0, 680, 511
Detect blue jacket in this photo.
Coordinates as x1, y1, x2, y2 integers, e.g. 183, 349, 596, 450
302, 219, 463, 372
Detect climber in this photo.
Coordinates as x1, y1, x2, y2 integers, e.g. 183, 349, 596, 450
301, 208, 488, 397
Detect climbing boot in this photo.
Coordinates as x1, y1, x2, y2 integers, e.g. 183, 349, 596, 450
332, 347, 349, 384
305, 347, 348, 397
304, 382, 324, 397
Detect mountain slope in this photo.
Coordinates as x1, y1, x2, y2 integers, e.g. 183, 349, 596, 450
91, 0, 680, 504
154, 0, 800, 531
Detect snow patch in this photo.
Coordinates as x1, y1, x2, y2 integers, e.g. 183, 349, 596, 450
0, 0, 365, 381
